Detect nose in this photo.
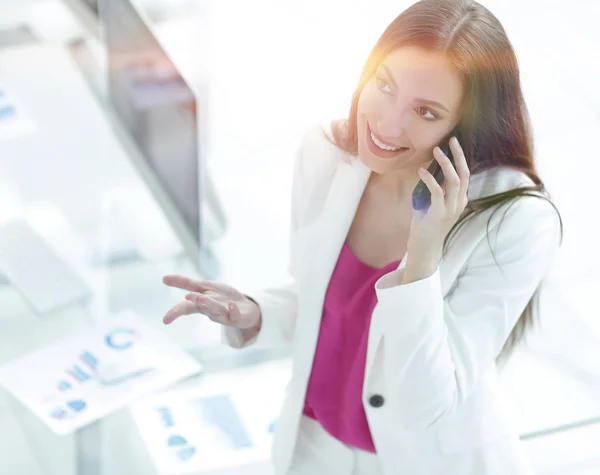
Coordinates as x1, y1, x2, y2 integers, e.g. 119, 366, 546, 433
376, 109, 408, 141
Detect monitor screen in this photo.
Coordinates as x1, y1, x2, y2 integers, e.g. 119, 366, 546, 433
81, 0, 99, 17
99, 0, 200, 247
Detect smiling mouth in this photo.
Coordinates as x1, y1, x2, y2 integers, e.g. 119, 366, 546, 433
366, 123, 410, 159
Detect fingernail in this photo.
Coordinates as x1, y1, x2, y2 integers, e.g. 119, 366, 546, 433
228, 303, 234, 310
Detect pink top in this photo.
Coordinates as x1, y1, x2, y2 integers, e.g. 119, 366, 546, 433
302, 241, 401, 452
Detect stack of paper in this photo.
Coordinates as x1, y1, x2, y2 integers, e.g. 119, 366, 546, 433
130, 359, 292, 475
0, 310, 202, 435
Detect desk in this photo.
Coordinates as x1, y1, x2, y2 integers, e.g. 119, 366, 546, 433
2, 241, 600, 475
0, 249, 292, 475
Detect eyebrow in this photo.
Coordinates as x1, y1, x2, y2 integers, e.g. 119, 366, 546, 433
382, 64, 450, 113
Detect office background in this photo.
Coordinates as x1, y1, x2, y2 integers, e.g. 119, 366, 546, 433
0, 0, 599, 474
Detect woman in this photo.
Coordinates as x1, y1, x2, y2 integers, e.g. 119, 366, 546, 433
162, 0, 563, 474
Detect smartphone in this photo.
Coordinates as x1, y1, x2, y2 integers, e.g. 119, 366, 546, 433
412, 129, 459, 211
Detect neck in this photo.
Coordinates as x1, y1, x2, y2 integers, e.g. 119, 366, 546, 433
366, 168, 423, 206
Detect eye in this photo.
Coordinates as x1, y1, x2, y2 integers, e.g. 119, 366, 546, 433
417, 106, 438, 121
375, 75, 393, 95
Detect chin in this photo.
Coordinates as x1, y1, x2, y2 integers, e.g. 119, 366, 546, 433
358, 155, 390, 174
357, 138, 408, 175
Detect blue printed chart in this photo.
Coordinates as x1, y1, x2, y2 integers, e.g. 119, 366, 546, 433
0, 310, 202, 435
130, 359, 292, 475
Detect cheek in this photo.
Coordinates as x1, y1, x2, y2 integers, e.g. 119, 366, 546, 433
357, 83, 382, 117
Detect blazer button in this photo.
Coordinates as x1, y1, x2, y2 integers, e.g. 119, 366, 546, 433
369, 394, 385, 408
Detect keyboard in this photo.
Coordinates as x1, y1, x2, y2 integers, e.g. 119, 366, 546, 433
0, 220, 93, 315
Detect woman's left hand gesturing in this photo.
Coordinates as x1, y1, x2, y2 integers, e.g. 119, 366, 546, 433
407, 136, 471, 262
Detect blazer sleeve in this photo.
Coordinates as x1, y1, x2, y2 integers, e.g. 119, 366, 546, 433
367, 197, 562, 430
221, 129, 313, 350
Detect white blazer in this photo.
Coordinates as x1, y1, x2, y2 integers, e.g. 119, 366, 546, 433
223, 122, 562, 475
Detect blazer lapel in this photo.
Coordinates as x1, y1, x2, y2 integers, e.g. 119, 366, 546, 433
293, 157, 371, 374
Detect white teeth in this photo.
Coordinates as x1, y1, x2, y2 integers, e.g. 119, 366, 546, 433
370, 131, 402, 151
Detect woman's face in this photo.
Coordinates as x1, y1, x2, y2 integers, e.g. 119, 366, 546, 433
357, 46, 464, 176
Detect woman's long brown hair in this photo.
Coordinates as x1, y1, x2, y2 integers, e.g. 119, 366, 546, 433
327, 0, 563, 368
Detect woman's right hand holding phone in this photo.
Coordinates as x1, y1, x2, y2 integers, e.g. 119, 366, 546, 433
162, 275, 262, 334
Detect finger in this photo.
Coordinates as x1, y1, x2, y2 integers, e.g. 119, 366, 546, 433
419, 166, 445, 209
449, 136, 470, 182
449, 137, 470, 208
163, 301, 202, 325
162, 274, 217, 293
227, 301, 243, 326
434, 146, 460, 204
185, 293, 229, 321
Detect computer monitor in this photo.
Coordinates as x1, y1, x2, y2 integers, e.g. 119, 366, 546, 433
62, 0, 101, 39
81, 0, 99, 16
97, 0, 224, 277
